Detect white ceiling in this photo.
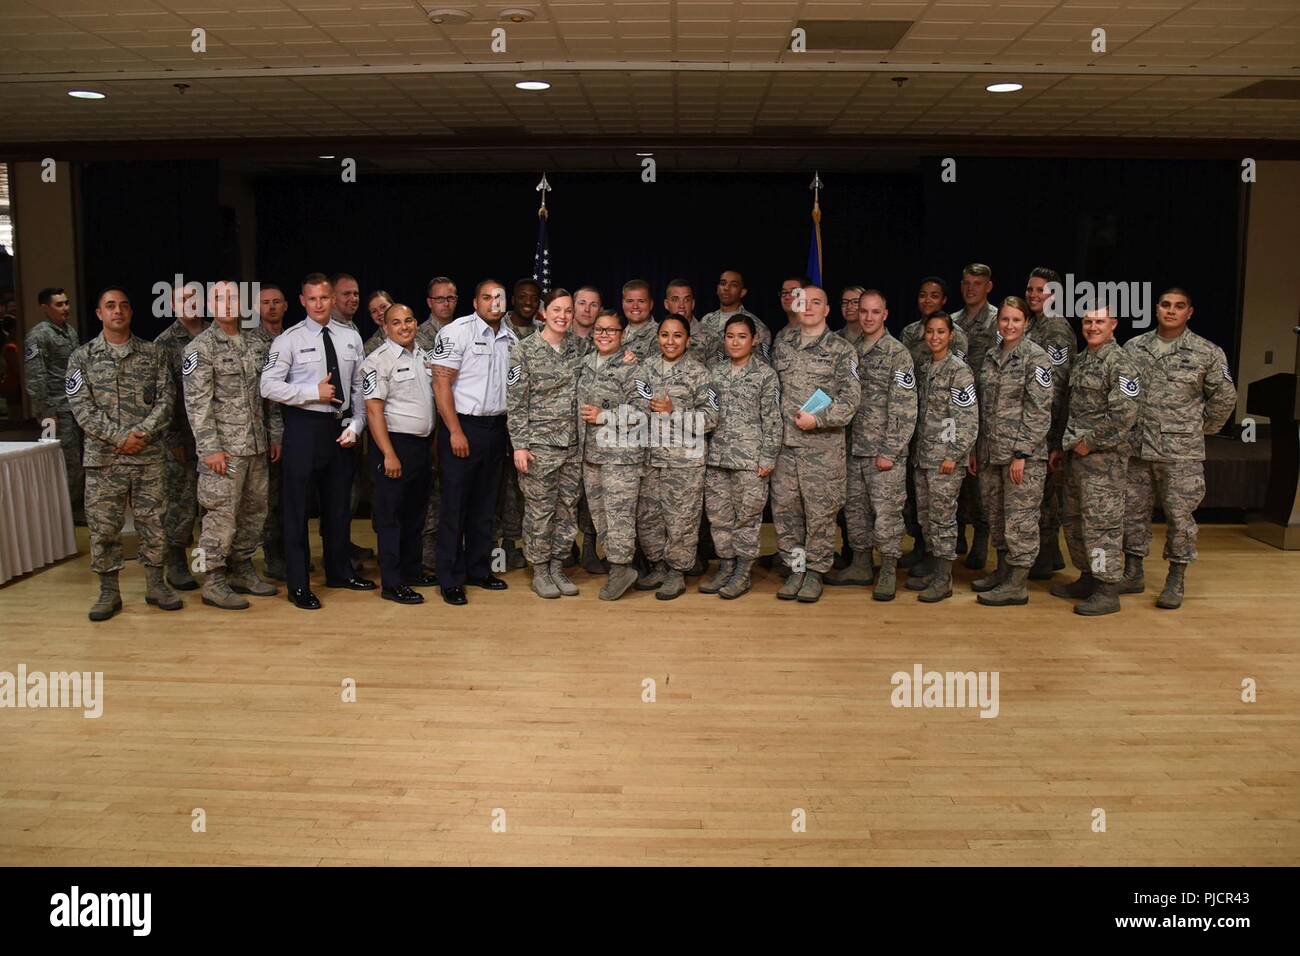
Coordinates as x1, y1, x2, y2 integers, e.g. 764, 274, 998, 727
1, 0, 1298, 147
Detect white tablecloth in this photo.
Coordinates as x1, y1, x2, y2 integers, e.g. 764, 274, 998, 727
0, 441, 78, 585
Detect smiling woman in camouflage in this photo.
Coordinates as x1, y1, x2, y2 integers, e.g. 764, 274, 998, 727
506, 288, 588, 599
633, 315, 719, 601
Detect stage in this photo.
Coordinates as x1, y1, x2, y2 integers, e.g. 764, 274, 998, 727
1, 523, 1296, 866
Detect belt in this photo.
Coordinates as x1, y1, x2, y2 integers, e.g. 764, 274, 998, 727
458, 412, 506, 422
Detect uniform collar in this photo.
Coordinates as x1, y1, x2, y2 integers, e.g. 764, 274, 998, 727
469, 313, 517, 343
859, 330, 892, 355
380, 337, 414, 359
1139, 329, 1190, 352
91, 332, 138, 356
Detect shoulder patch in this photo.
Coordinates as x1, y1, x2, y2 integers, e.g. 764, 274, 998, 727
1221, 363, 1233, 384
1033, 365, 1052, 389
431, 336, 452, 359
1047, 344, 1068, 366
24, 342, 39, 361
362, 368, 378, 396
849, 358, 860, 381
894, 369, 915, 390
706, 386, 720, 411
1118, 374, 1140, 398
262, 350, 279, 373
506, 364, 522, 387
65, 368, 84, 396
181, 350, 199, 376
950, 383, 977, 408
954, 349, 967, 363
759, 341, 771, 361
995, 329, 1004, 347
634, 378, 653, 400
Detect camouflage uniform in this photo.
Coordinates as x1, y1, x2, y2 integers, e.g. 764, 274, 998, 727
838, 322, 864, 348
1025, 313, 1076, 555
900, 318, 969, 542
363, 328, 386, 356
415, 314, 447, 567
952, 304, 999, 535
622, 320, 660, 362
577, 350, 645, 565
975, 338, 1054, 566
634, 353, 718, 570
23, 319, 83, 519
496, 316, 537, 548
845, 332, 917, 557
1060, 340, 1141, 583
704, 357, 782, 560
65, 333, 174, 572
183, 325, 270, 571
247, 325, 285, 567
771, 326, 862, 572
689, 307, 772, 367
911, 353, 979, 560
154, 319, 207, 552
506, 331, 586, 566
1122, 329, 1236, 564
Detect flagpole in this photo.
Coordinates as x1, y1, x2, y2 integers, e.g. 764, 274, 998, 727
536, 172, 551, 219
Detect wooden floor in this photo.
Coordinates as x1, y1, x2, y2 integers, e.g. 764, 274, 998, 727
1, 523, 1297, 866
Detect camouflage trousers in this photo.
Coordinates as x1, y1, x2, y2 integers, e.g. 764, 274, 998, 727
704, 466, 769, 561
264, 456, 282, 560
638, 464, 705, 571
85, 461, 166, 573
771, 445, 846, 573
1123, 458, 1205, 564
164, 448, 200, 548
1039, 463, 1065, 541
495, 451, 524, 542
50, 410, 84, 521
519, 445, 582, 565
903, 438, 922, 539
979, 459, 1047, 567
583, 461, 642, 565
1063, 449, 1126, 583
915, 466, 964, 560
197, 453, 269, 571
844, 456, 908, 557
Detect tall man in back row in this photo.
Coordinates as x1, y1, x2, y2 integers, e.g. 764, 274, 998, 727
261, 273, 375, 610
1120, 288, 1236, 609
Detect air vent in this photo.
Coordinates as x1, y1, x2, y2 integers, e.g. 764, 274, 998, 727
792, 20, 913, 52
1221, 80, 1300, 101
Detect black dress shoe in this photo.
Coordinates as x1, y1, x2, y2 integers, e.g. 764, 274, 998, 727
466, 575, 508, 590
382, 585, 424, 605
403, 572, 439, 588
325, 576, 377, 591
350, 541, 375, 561
441, 585, 467, 605
289, 588, 322, 610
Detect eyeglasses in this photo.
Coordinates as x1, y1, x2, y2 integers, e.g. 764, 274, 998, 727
429, 295, 458, 304
780, 290, 800, 298
592, 327, 622, 336
841, 298, 860, 307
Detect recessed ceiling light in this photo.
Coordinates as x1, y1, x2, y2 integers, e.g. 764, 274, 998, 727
515, 80, 550, 91
68, 89, 106, 100
986, 82, 1023, 93
499, 8, 535, 23
426, 7, 471, 25
319, 155, 336, 159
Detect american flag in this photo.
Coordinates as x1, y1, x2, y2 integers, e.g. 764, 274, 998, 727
533, 207, 551, 294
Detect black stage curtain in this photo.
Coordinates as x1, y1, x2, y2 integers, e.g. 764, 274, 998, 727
75, 158, 1241, 365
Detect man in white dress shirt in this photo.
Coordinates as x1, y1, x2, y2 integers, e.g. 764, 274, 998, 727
429, 278, 518, 604
260, 272, 375, 609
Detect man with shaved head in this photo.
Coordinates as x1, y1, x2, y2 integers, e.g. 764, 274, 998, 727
769, 283, 861, 603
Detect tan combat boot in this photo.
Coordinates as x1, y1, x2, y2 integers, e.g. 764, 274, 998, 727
873, 555, 899, 602
165, 546, 198, 591
145, 565, 184, 610
549, 559, 579, 596
719, 560, 752, 599
918, 559, 953, 603
228, 559, 278, 597
202, 568, 251, 610
1155, 562, 1186, 609
699, 558, 736, 594
796, 569, 824, 603
89, 571, 123, 622
531, 563, 561, 599
599, 563, 639, 601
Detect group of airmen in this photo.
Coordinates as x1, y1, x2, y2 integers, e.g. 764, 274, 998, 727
19, 260, 1236, 620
